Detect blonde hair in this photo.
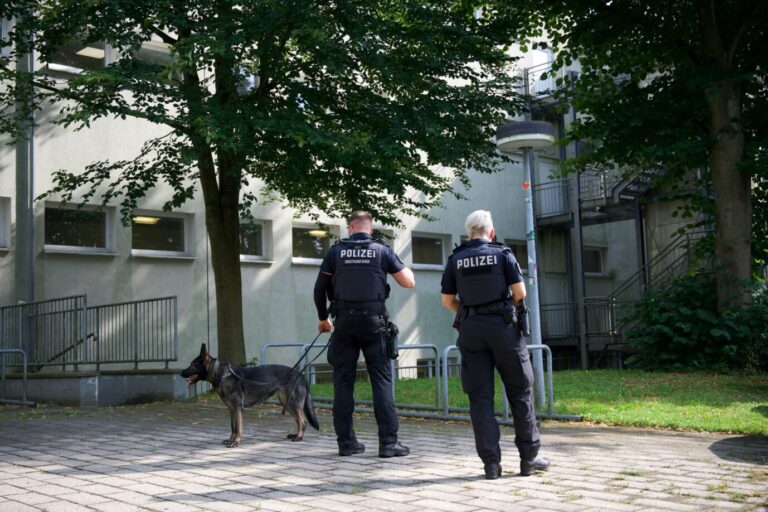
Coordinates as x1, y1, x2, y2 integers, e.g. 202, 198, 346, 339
465, 210, 494, 239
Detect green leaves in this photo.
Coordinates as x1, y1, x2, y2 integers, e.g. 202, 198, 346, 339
626, 273, 768, 372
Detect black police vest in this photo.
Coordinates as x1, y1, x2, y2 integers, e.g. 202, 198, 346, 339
451, 242, 511, 307
332, 238, 388, 302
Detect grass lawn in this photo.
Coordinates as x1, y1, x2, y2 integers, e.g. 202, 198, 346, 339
310, 370, 768, 436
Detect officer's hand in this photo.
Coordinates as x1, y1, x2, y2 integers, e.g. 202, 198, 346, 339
318, 319, 333, 333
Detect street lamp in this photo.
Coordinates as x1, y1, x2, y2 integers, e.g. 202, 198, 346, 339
496, 120, 556, 408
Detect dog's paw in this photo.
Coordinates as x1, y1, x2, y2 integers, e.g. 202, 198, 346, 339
287, 434, 297, 439
224, 440, 240, 448
290, 435, 303, 442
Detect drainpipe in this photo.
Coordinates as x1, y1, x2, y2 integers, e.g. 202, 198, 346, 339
570, 98, 588, 370
15, 19, 35, 303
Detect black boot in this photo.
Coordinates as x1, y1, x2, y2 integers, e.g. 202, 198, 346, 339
338, 440, 366, 456
484, 463, 502, 480
378, 441, 410, 458
520, 456, 550, 476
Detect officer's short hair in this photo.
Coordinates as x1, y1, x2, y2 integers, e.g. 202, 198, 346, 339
465, 210, 494, 239
347, 211, 373, 225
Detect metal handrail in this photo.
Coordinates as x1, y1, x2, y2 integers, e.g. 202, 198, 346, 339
0, 349, 36, 406
441, 344, 572, 420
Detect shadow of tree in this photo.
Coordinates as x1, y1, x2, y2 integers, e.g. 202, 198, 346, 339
709, 436, 768, 464
753, 405, 768, 418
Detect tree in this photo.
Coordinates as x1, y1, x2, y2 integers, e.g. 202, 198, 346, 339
509, 0, 767, 311
1, 1, 525, 364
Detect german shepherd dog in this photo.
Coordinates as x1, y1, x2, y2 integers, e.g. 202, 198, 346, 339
181, 343, 319, 447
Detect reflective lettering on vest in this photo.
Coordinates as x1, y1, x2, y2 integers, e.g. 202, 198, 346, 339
340, 248, 377, 263
456, 254, 498, 269
333, 240, 387, 302
453, 244, 510, 306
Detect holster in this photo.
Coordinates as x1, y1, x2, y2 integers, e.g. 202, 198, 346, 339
385, 320, 399, 360
452, 306, 468, 330
516, 303, 530, 337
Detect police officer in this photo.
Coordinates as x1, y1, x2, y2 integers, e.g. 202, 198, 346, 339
440, 210, 549, 479
314, 211, 415, 457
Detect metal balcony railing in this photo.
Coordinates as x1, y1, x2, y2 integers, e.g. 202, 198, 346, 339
0, 295, 178, 370
535, 179, 570, 218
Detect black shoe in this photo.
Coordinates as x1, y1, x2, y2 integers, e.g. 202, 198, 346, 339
338, 441, 365, 456
484, 463, 502, 480
520, 456, 550, 476
378, 441, 410, 458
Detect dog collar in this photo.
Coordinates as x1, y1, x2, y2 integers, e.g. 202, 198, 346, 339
207, 358, 221, 386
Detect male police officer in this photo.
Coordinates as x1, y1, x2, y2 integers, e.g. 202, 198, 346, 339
314, 211, 415, 457
440, 210, 549, 479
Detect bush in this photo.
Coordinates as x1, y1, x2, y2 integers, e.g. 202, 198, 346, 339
625, 274, 768, 372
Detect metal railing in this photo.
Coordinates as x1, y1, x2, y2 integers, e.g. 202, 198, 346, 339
260, 342, 581, 423
524, 61, 563, 98
0, 349, 36, 406
87, 296, 178, 369
535, 179, 570, 217
540, 302, 577, 338
260, 342, 442, 408
0, 295, 178, 370
575, 230, 713, 347
0, 296, 87, 370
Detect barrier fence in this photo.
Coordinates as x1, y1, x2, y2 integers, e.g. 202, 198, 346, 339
260, 341, 581, 423
0, 349, 36, 406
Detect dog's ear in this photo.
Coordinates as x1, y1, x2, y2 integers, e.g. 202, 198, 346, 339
200, 343, 207, 357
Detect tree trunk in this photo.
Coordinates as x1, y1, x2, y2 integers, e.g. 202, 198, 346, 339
708, 82, 752, 312
194, 143, 247, 365
698, 5, 753, 312
205, 194, 247, 365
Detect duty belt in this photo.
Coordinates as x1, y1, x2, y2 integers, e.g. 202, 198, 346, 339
334, 300, 386, 317
466, 301, 510, 316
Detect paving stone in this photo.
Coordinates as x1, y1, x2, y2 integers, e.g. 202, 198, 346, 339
1, 401, 766, 512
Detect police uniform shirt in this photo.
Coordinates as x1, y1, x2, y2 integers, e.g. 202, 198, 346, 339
321, 232, 405, 303
440, 239, 524, 307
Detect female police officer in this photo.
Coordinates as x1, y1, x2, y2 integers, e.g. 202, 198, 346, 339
440, 210, 549, 479
314, 211, 415, 457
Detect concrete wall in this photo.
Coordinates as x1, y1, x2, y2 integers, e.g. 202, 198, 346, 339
1, 371, 188, 406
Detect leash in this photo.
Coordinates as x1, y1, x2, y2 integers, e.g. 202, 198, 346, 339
280, 331, 331, 414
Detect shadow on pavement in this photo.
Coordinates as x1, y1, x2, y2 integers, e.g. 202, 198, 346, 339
709, 436, 768, 464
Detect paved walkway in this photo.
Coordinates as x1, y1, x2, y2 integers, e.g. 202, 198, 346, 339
0, 400, 766, 512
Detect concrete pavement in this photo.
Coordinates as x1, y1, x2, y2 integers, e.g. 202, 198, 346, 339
0, 400, 766, 511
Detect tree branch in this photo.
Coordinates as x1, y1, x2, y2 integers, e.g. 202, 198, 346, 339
149, 26, 178, 45
727, 0, 762, 66
31, 74, 187, 133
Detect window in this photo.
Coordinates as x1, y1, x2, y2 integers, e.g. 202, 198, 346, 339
1, 18, 12, 60
583, 248, 604, 275
240, 220, 273, 262
44, 205, 112, 252
131, 212, 189, 256
504, 239, 529, 270
292, 226, 333, 261
412, 234, 446, 267
0, 197, 10, 249
46, 40, 107, 76
136, 39, 174, 67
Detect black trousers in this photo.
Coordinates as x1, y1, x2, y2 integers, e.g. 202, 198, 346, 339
327, 314, 398, 446
458, 314, 540, 464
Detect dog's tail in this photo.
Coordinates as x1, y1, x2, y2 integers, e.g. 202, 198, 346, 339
303, 378, 320, 431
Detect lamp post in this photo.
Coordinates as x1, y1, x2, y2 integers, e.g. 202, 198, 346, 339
496, 120, 556, 408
